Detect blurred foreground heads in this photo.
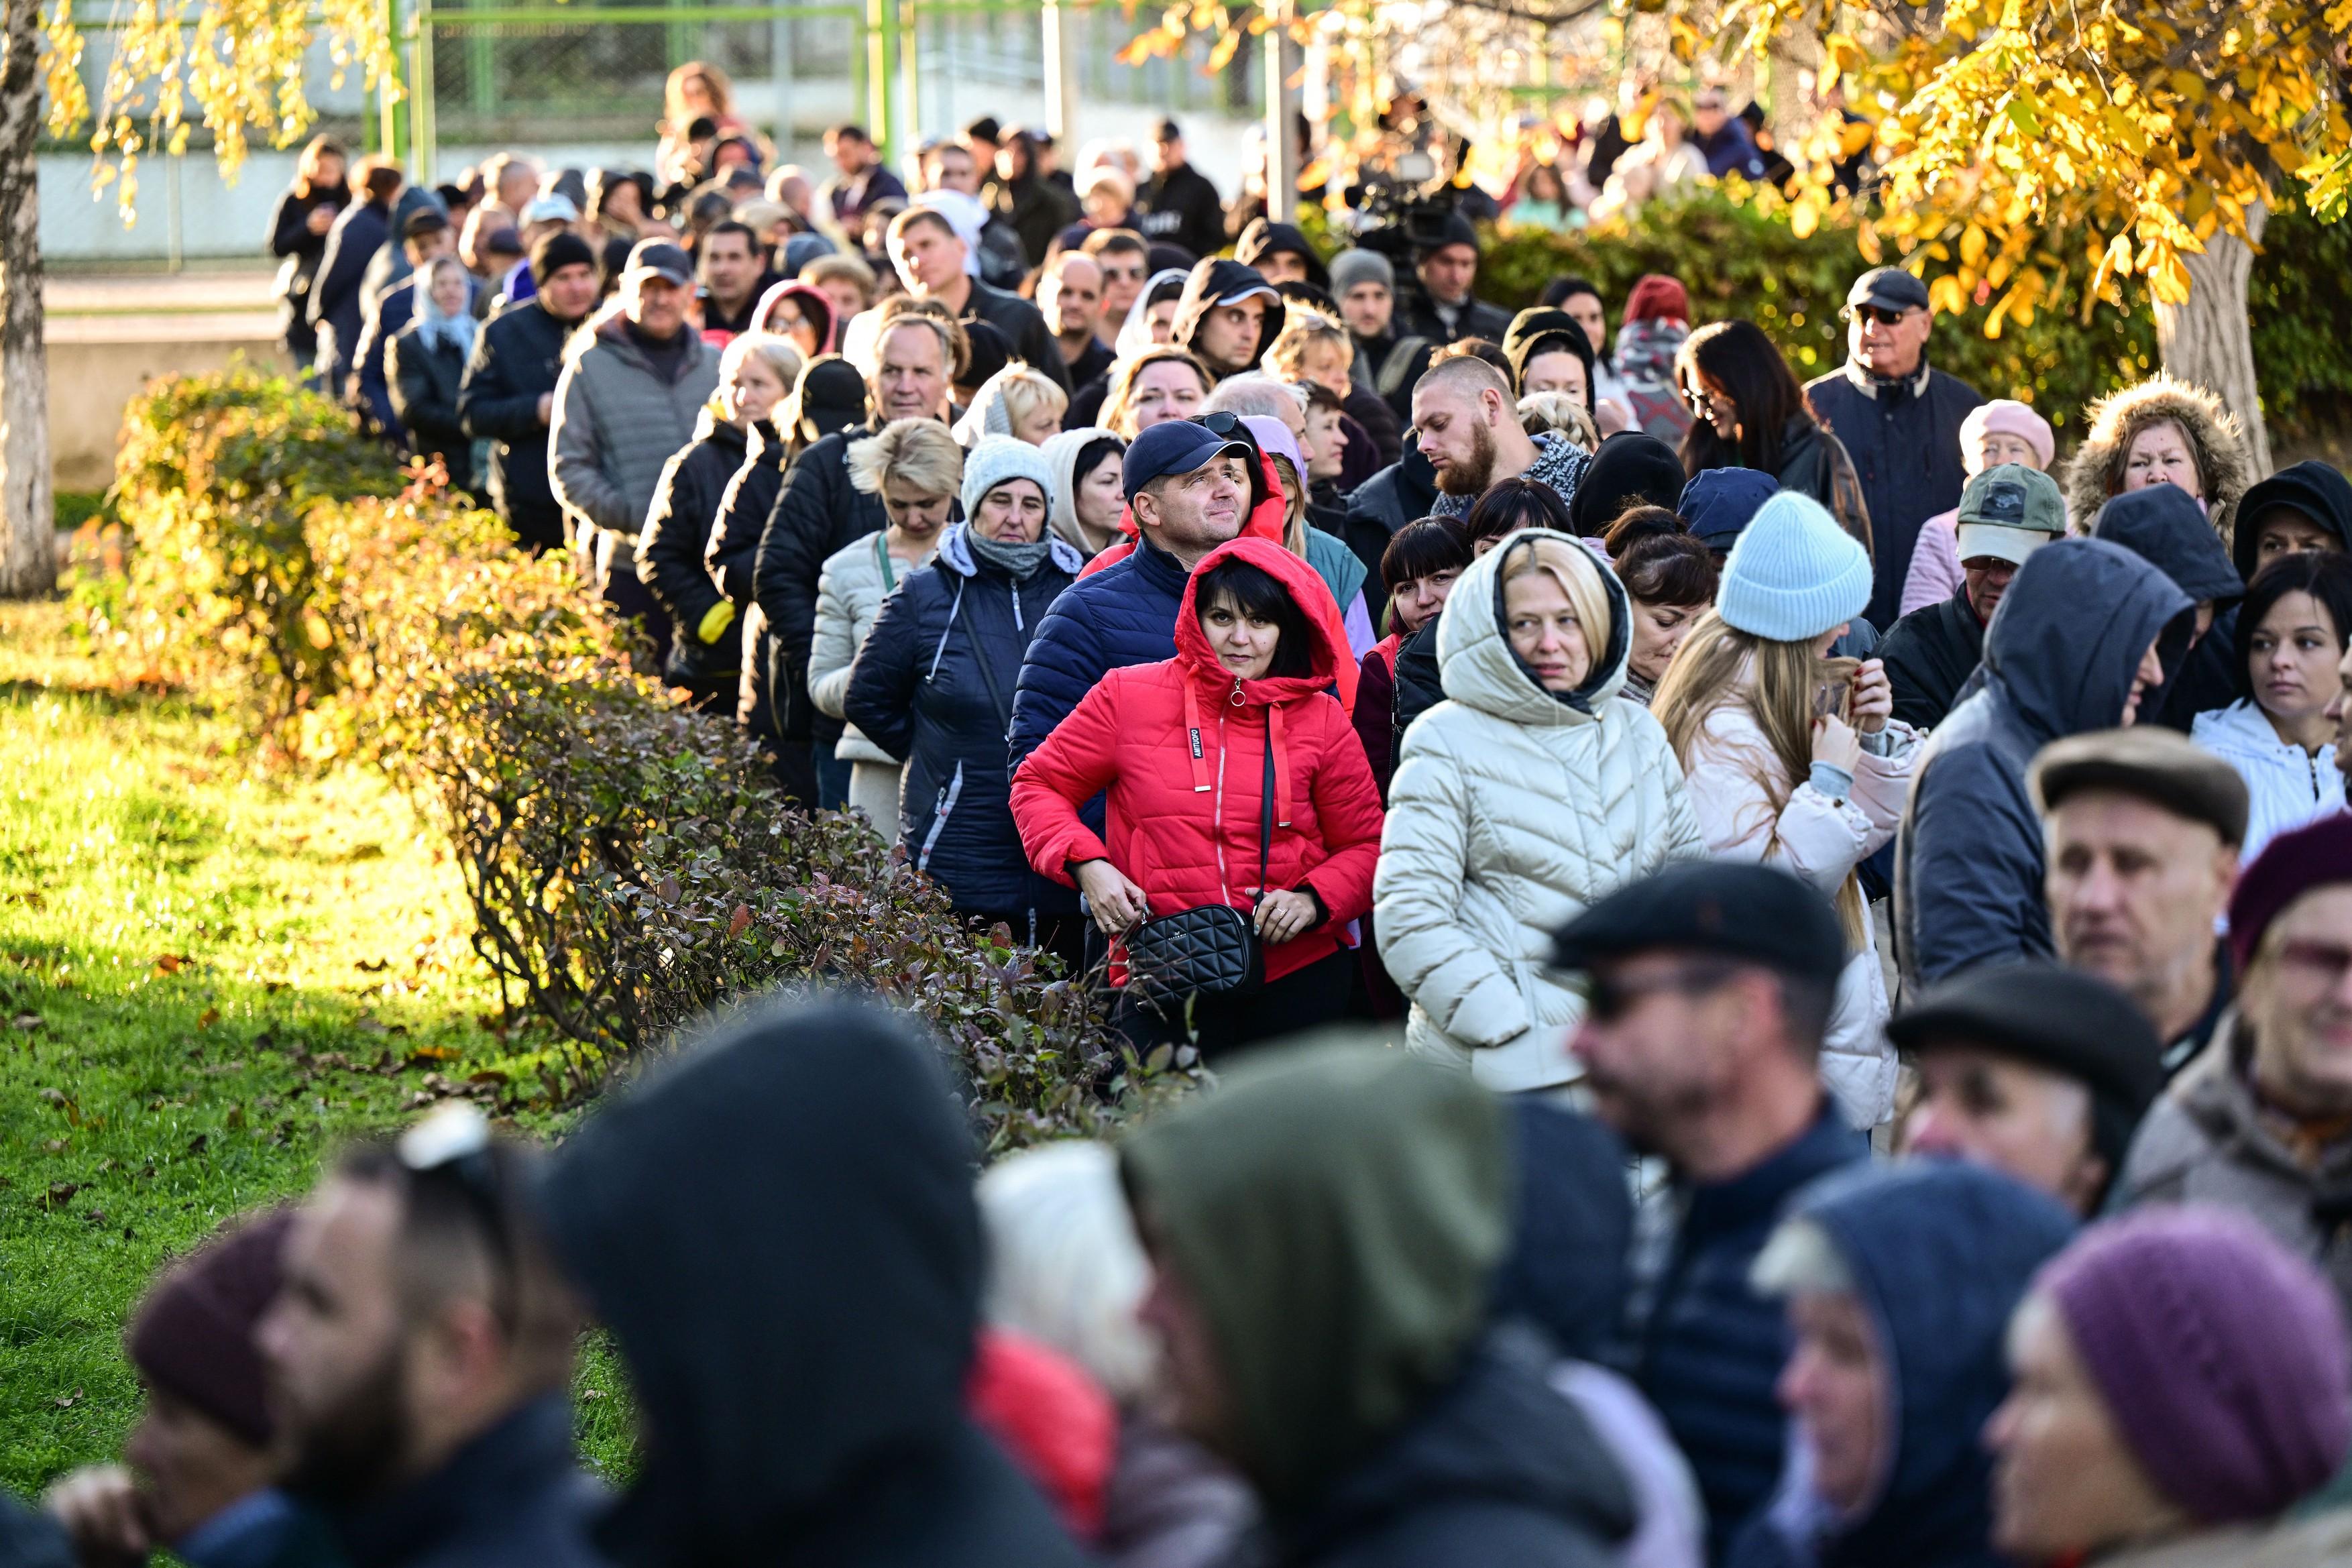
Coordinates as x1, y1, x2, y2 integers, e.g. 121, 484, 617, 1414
1119, 1039, 1637, 1565
258, 1105, 602, 1568
535, 996, 1086, 1568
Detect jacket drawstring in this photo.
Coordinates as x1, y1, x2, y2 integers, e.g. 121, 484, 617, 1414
1180, 682, 1212, 794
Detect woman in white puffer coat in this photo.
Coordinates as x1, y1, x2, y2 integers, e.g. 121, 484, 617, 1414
1376, 527, 1707, 1093
1653, 492, 1915, 1129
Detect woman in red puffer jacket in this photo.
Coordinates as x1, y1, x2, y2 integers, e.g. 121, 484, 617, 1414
1011, 536, 1385, 1056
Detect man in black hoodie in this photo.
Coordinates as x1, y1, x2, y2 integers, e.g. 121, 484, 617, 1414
1121, 1039, 1635, 1567
459, 231, 601, 553
1396, 214, 1512, 347
1134, 119, 1230, 266
535, 996, 1088, 1568
1172, 258, 1284, 384
1896, 537, 2192, 987
255, 1107, 605, 1568
2092, 484, 2245, 730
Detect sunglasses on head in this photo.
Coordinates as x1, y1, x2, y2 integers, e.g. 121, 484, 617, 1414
1195, 410, 1245, 437
398, 1105, 522, 1329
1854, 304, 1916, 327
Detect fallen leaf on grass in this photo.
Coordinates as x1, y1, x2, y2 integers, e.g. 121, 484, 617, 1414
198, 1007, 219, 1029
406, 1044, 459, 1066
39, 1182, 79, 1211
184, 1134, 209, 1156
11, 1012, 42, 1030
52, 1389, 81, 1410
152, 954, 186, 976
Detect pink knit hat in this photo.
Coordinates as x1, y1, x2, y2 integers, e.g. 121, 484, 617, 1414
1959, 398, 2056, 473
2037, 1206, 2351, 1524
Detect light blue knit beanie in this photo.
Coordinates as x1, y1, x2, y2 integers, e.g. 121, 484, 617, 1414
1716, 491, 1873, 642
960, 434, 1056, 522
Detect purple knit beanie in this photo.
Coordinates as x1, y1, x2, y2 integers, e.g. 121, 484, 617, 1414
2037, 1206, 2352, 1524
126, 1207, 294, 1446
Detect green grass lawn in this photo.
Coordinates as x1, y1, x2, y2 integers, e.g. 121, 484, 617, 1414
0, 599, 634, 1496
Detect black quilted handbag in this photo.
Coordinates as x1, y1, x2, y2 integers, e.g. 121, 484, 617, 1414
1123, 733, 1274, 1017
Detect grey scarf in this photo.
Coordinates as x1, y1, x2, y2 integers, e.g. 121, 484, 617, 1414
966, 530, 1055, 581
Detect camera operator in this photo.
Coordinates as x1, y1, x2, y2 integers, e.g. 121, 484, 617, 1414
1398, 211, 1511, 345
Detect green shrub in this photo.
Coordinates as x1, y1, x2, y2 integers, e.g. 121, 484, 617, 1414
102, 374, 1157, 1147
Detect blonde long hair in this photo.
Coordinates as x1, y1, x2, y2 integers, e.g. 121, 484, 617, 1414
1653, 610, 1867, 946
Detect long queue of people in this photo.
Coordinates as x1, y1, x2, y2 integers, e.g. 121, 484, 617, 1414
134, 92, 2352, 1568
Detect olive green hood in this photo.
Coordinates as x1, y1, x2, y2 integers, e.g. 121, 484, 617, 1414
1119, 1038, 1511, 1512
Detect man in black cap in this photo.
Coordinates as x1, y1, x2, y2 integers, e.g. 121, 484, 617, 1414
2032, 726, 2245, 1075
460, 228, 602, 553
1554, 860, 1866, 1563
1893, 961, 2166, 1216
1397, 213, 1512, 347
1803, 264, 1985, 629
1134, 119, 1229, 265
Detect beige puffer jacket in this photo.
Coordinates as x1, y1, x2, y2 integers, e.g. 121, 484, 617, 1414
1375, 530, 1708, 1092
809, 531, 938, 766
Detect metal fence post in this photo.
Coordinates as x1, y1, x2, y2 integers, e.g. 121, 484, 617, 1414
1042, 0, 1076, 146
864, 0, 893, 162
1262, 0, 1295, 221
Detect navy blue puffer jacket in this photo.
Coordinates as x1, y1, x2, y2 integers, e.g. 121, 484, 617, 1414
846, 526, 1086, 917
1007, 535, 1194, 769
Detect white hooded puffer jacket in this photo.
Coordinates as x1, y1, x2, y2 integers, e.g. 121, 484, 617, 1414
1376, 530, 1708, 1091
1678, 679, 1917, 1128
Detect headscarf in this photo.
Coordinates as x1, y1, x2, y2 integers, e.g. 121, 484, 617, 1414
411, 258, 478, 357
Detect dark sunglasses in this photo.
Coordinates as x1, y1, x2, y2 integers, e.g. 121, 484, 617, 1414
1575, 960, 1739, 1023
1852, 304, 1917, 327
1195, 410, 1247, 437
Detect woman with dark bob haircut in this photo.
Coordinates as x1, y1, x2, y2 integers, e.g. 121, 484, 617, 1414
1676, 318, 1870, 547
1614, 528, 1719, 706
2192, 548, 2352, 861
1011, 537, 1386, 1056
1360, 517, 1473, 794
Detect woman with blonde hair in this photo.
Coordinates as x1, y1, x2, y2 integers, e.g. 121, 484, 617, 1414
1518, 390, 1600, 453
637, 331, 804, 712
657, 62, 750, 184
953, 361, 1069, 447
1652, 491, 1917, 1127
1376, 528, 1705, 1091
811, 418, 962, 828
1101, 345, 1210, 440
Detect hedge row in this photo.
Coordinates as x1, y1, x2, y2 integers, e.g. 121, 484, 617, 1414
95, 367, 1161, 1146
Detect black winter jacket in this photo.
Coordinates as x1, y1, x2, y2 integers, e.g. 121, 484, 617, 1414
1805, 361, 1985, 627
307, 197, 390, 375
324, 1396, 608, 1568
1279, 1329, 1634, 1568
706, 419, 794, 744
1895, 539, 2192, 988
639, 411, 750, 687
459, 297, 576, 551
1132, 161, 1228, 266
388, 323, 476, 493
1388, 622, 1444, 771
1396, 294, 1515, 349
959, 280, 1071, 392
268, 181, 347, 333
1879, 589, 1984, 732
846, 526, 1084, 917
752, 423, 894, 749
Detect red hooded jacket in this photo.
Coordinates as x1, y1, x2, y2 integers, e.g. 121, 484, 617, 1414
1010, 537, 1386, 985
1076, 447, 1359, 713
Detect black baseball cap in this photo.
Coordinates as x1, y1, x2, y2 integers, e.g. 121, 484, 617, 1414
1122, 418, 1252, 503
623, 239, 694, 286
1842, 266, 1931, 317
1550, 861, 1847, 986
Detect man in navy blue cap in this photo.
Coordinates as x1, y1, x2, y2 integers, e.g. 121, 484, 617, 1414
1553, 860, 1866, 1563
1804, 265, 1985, 630
1009, 418, 1254, 766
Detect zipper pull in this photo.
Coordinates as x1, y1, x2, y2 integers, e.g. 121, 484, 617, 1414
1229, 675, 1245, 708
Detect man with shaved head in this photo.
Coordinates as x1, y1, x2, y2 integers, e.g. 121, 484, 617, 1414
1038, 249, 1113, 388
1410, 353, 1591, 522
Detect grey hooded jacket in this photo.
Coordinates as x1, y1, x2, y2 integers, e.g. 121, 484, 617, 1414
548, 313, 720, 544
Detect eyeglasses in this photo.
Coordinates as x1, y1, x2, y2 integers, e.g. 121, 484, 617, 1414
1853, 304, 1918, 327
397, 1104, 520, 1329
1573, 960, 1740, 1023
1194, 410, 1245, 437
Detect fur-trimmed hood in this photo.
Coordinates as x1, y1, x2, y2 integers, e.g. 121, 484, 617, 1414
2063, 374, 2253, 545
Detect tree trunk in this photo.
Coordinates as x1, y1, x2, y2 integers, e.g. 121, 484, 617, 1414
0, 0, 50, 599
2152, 205, 2272, 478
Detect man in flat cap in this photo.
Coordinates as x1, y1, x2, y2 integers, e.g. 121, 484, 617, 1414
1893, 962, 2166, 1216
2115, 812, 2352, 1318
1555, 861, 1866, 1563
2031, 726, 2245, 1075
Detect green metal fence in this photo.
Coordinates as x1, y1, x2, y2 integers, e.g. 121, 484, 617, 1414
388, 0, 1259, 178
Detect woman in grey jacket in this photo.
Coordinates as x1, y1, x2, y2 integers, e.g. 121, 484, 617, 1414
809, 419, 962, 833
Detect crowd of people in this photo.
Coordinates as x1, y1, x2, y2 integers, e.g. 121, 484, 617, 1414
24, 54, 2344, 1568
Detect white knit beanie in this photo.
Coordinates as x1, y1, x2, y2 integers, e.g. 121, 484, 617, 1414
960, 435, 1056, 522
1716, 492, 1873, 642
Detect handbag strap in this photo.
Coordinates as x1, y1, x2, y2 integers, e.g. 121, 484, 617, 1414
955, 585, 1015, 740
1257, 713, 1274, 903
